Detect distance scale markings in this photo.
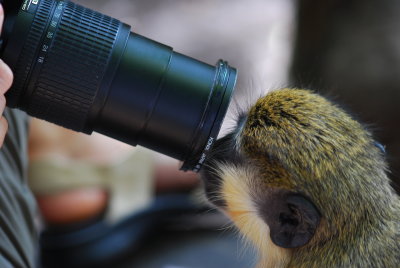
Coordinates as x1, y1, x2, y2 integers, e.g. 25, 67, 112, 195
25, 0, 66, 101
36, 1, 65, 66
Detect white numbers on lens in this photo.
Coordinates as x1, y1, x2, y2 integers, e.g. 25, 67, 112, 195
38, 57, 44, 64
47, 32, 54, 39
42, 45, 49, 52
205, 137, 214, 151
32, 0, 39, 4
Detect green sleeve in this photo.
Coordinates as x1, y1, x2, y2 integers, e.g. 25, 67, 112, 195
0, 108, 38, 268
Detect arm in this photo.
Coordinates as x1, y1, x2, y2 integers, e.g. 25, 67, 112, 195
0, 4, 38, 267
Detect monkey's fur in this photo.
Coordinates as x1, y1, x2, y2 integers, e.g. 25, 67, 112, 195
201, 89, 400, 268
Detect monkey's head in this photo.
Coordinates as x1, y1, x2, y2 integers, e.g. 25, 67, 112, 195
201, 88, 392, 266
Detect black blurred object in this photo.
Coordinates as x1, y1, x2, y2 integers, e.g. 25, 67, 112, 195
291, 0, 400, 193
40, 194, 255, 268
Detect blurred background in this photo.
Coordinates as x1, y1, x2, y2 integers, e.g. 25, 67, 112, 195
32, 0, 400, 267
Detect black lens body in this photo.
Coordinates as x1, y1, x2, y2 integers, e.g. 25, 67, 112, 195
0, 0, 237, 171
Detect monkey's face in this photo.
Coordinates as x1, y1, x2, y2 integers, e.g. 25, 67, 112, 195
201, 89, 387, 260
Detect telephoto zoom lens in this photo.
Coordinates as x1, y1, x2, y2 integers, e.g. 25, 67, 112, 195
0, 0, 237, 171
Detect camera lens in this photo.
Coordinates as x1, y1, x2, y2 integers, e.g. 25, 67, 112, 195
0, 0, 237, 172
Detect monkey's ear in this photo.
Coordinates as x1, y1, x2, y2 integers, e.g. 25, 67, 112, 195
270, 195, 320, 248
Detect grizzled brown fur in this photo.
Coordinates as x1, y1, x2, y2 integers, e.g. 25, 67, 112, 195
201, 88, 400, 267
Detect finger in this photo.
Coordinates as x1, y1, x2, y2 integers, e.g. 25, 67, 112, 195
0, 116, 8, 147
0, 4, 4, 34
0, 5, 12, 94
0, 94, 5, 115
0, 59, 13, 94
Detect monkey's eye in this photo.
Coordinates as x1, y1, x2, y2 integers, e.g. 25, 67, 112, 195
374, 142, 386, 154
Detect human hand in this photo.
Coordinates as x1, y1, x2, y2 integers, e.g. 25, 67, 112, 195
0, 4, 14, 148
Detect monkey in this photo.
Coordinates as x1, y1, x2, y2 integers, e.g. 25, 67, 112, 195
201, 88, 400, 268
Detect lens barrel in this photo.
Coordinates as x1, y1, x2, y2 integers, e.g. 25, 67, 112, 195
0, 0, 237, 171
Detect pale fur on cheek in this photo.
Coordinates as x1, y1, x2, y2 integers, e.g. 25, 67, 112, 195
218, 164, 291, 268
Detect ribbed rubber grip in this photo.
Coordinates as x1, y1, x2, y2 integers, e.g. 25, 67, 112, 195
27, 1, 121, 131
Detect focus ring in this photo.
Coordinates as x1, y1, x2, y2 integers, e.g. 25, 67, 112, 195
27, 1, 121, 131
7, 0, 54, 107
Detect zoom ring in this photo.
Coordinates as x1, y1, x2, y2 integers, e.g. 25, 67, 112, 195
27, 1, 121, 131
7, 0, 54, 107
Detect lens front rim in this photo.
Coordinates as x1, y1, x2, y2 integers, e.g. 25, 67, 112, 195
181, 60, 237, 172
